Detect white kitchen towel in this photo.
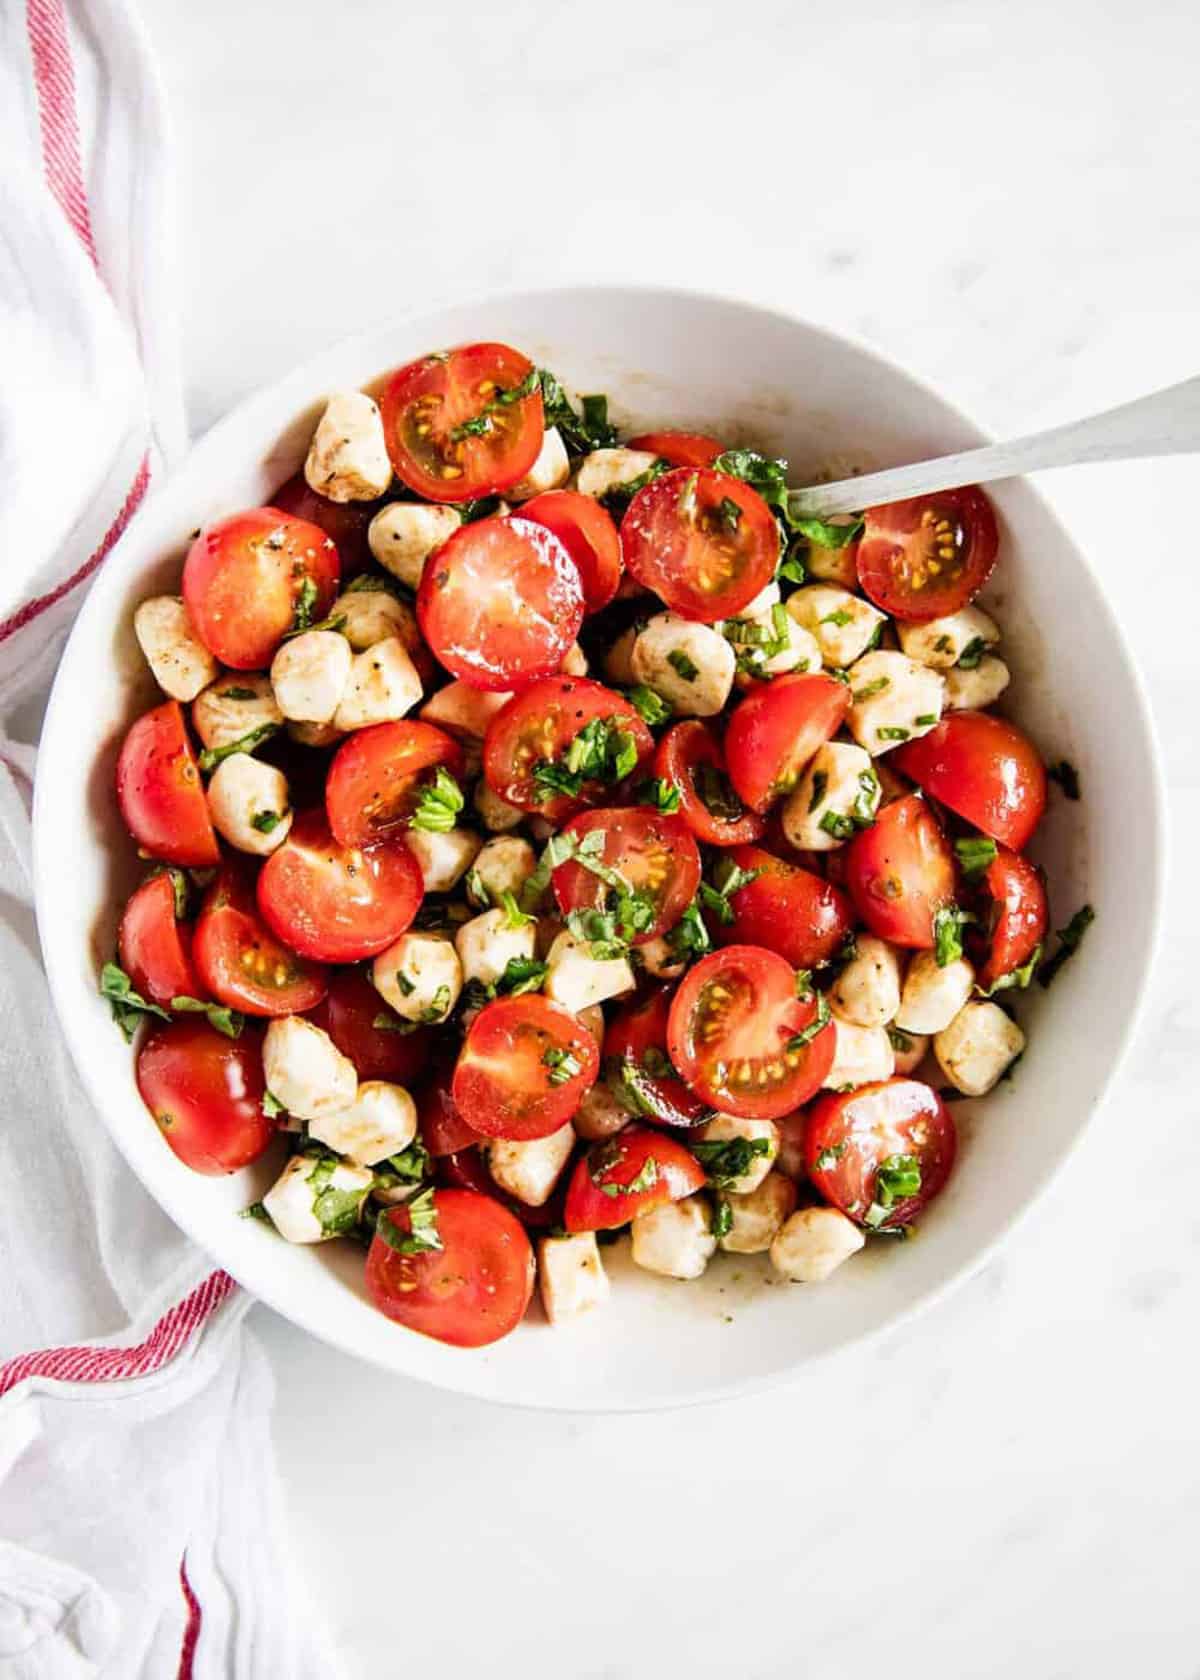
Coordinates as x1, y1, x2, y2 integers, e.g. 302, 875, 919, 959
0, 3, 340, 1675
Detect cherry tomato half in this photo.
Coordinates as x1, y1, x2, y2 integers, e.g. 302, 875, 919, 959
518, 489, 623, 612
417, 515, 584, 692
269, 471, 379, 578
310, 968, 432, 1085
116, 701, 219, 868
136, 1017, 272, 1175
193, 863, 328, 1017
482, 677, 654, 822
893, 711, 1047, 852
552, 807, 701, 945
117, 871, 203, 1007
667, 945, 836, 1121
723, 672, 850, 813
620, 467, 780, 622
973, 845, 1048, 991
715, 844, 855, 971
843, 794, 956, 948
563, 1125, 706, 1233
654, 720, 766, 848
325, 720, 464, 849
603, 988, 711, 1128
453, 994, 599, 1140
182, 508, 339, 669
805, 1078, 957, 1230
366, 1189, 534, 1348
256, 810, 423, 962
627, 430, 725, 469
856, 486, 999, 621
380, 343, 544, 503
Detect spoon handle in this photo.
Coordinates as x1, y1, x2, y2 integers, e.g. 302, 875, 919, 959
788, 374, 1200, 518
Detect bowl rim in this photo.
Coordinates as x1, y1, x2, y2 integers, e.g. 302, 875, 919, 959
32, 281, 1169, 1412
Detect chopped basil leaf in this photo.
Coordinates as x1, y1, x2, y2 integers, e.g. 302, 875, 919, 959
667, 649, 699, 682
711, 1196, 733, 1240
821, 609, 854, 627
777, 553, 807, 585
372, 985, 449, 1030
532, 716, 639, 803
500, 889, 532, 929
957, 637, 986, 670
599, 460, 672, 517
251, 809, 283, 834
99, 961, 170, 1040
1048, 760, 1081, 800
290, 575, 319, 634
282, 611, 347, 640
542, 1046, 582, 1086
819, 809, 856, 841
876, 726, 910, 742
375, 1185, 442, 1255
808, 769, 829, 813
373, 1138, 432, 1191
632, 776, 682, 814
262, 1089, 286, 1119
624, 685, 673, 728
1037, 905, 1095, 988
887, 1027, 914, 1053
979, 942, 1043, 996
954, 836, 998, 876
240, 1200, 271, 1224
913, 713, 938, 728
874, 1153, 921, 1208
449, 366, 539, 442
793, 514, 864, 549
519, 830, 578, 911
717, 496, 742, 533
305, 1154, 368, 1236
691, 1135, 771, 1188
169, 995, 245, 1039
787, 988, 831, 1051
698, 858, 763, 926
410, 767, 464, 833
218, 686, 259, 701
814, 1142, 847, 1171
666, 901, 711, 961
933, 905, 974, 967
853, 676, 890, 701
692, 763, 744, 824
197, 722, 280, 773
536, 369, 619, 455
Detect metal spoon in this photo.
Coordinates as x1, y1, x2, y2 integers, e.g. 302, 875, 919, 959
788, 373, 1200, 519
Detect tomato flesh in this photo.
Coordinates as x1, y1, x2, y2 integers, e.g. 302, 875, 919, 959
715, 844, 855, 971
806, 1078, 957, 1229
325, 720, 463, 849
893, 711, 1047, 852
366, 1189, 534, 1348
974, 845, 1048, 990
483, 677, 654, 822
627, 431, 724, 468
519, 489, 623, 612
564, 1125, 706, 1232
116, 701, 219, 868
856, 486, 998, 621
620, 467, 780, 622
193, 863, 328, 1017
603, 988, 711, 1128
723, 672, 850, 813
654, 720, 766, 847
182, 508, 339, 669
552, 807, 701, 945
136, 1018, 273, 1175
667, 945, 835, 1121
452, 994, 599, 1140
843, 794, 956, 948
118, 871, 203, 1007
256, 810, 423, 962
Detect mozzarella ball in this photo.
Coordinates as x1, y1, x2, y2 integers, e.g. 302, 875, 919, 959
466, 836, 536, 908
845, 650, 945, 757
786, 584, 887, 669
262, 1154, 373, 1244
888, 1026, 930, 1076
718, 1172, 798, 1254
270, 630, 352, 724
287, 718, 344, 748
474, 780, 525, 832
331, 587, 419, 652
631, 1195, 717, 1280
333, 637, 423, 731
420, 679, 513, 739
782, 740, 880, 851
944, 655, 1011, 711
574, 447, 658, 499
770, 1206, 865, 1282
740, 581, 781, 616
205, 753, 292, 856
373, 931, 462, 1023
697, 1114, 779, 1194
455, 908, 538, 990
538, 1232, 610, 1325
895, 950, 976, 1035
573, 1082, 629, 1140
805, 540, 860, 588
603, 626, 639, 688
368, 502, 460, 590
263, 1017, 357, 1121
829, 935, 903, 1029
639, 934, 686, 980
488, 1123, 575, 1206
897, 605, 1000, 669
774, 1114, 807, 1181
404, 826, 481, 893
134, 596, 218, 701
308, 1081, 417, 1167
576, 1004, 607, 1046
934, 1001, 1026, 1095
543, 931, 636, 1014
192, 674, 282, 753
630, 613, 735, 717
506, 427, 571, 502
304, 392, 391, 502
823, 1018, 895, 1089
560, 641, 588, 678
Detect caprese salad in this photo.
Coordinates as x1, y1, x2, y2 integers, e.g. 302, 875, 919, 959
103, 340, 1092, 1349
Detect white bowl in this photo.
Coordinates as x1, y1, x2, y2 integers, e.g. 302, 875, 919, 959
33, 286, 1165, 1411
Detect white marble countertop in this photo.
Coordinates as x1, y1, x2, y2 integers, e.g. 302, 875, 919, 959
141, 0, 1200, 1672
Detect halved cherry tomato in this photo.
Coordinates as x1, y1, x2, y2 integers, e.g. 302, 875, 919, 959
856, 487, 998, 621
843, 794, 956, 948
893, 712, 1047, 852
269, 471, 379, 578
366, 1189, 534, 1348
482, 677, 654, 821
118, 871, 203, 1007
603, 989, 710, 1128
182, 509, 339, 669
116, 701, 220, 868
551, 807, 701, 945
256, 810, 423, 962
715, 844, 855, 971
453, 994, 599, 1140
620, 467, 780, 622
563, 1125, 706, 1232
193, 863, 327, 1017
973, 845, 1048, 991
654, 720, 766, 847
627, 431, 725, 469
667, 945, 835, 1121
418, 1063, 486, 1156
380, 342, 544, 504
723, 672, 850, 813
518, 489, 623, 612
325, 720, 463, 849
805, 1078, 957, 1229
309, 968, 432, 1085
136, 1018, 272, 1175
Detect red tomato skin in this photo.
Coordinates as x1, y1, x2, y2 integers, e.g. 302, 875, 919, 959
603, 988, 711, 1128
519, 490, 623, 612
136, 1018, 273, 1175
893, 712, 1047, 852
844, 795, 956, 948
627, 431, 724, 468
182, 508, 339, 669
723, 673, 851, 814
116, 702, 220, 868
452, 994, 600, 1140
620, 468, 781, 622
563, 1126, 706, 1232
975, 846, 1049, 990
551, 807, 702, 945
856, 487, 999, 621
325, 721, 464, 849
418, 1066, 486, 1156
193, 864, 328, 1017
256, 811, 424, 962
482, 677, 655, 821
268, 471, 379, 578
366, 1189, 535, 1349
653, 720, 766, 847
717, 844, 855, 970
117, 872, 203, 1007
805, 1078, 957, 1228
309, 968, 431, 1084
